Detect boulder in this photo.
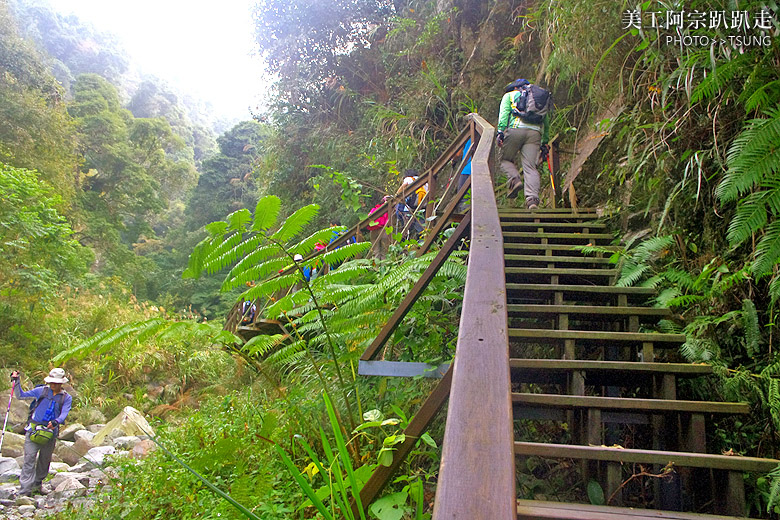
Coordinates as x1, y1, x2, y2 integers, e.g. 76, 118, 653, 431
0, 431, 25, 458
131, 439, 157, 459
87, 423, 105, 433
53, 440, 74, 464
49, 471, 89, 489
112, 436, 143, 450
18, 504, 36, 514
83, 446, 115, 467
73, 430, 95, 443
15, 495, 34, 506
52, 476, 86, 499
0, 468, 20, 483
0, 457, 19, 474
0, 391, 31, 432
59, 437, 90, 467
48, 462, 70, 473
57, 423, 85, 441
0, 483, 16, 500
92, 407, 154, 446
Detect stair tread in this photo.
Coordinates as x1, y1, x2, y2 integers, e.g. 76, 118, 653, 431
498, 208, 598, 214
513, 442, 779, 471
506, 267, 618, 276
507, 305, 671, 316
517, 499, 740, 520
504, 243, 621, 252
510, 359, 710, 375
501, 221, 607, 229
504, 231, 615, 239
507, 283, 656, 294
505, 254, 613, 264
512, 393, 748, 414
508, 328, 685, 343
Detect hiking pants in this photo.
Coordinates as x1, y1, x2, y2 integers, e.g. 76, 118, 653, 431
19, 431, 56, 493
501, 127, 541, 203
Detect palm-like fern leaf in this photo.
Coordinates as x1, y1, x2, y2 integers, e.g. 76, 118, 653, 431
742, 298, 761, 357
727, 192, 770, 246
243, 333, 287, 357
252, 195, 282, 232
227, 208, 252, 232
270, 204, 319, 244
241, 273, 299, 302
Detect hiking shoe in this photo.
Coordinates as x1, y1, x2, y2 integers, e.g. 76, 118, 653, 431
507, 180, 522, 199
525, 197, 540, 210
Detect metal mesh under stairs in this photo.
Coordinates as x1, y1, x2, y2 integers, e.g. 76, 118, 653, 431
503, 207, 779, 518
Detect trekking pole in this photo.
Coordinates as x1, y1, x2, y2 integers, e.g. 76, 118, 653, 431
0, 378, 15, 453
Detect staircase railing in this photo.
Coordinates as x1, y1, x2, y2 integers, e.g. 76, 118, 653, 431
431, 113, 515, 520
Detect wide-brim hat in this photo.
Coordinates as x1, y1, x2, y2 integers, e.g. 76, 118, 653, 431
44, 368, 68, 384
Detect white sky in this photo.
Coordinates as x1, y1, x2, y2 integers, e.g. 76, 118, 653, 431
52, 0, 270, 121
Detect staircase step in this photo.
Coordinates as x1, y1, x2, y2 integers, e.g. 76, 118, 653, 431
506, 267, 618, 277
504, 243, 620, 253
510, 358, 709, 375
513, 442, 778, 472
517, 499, 739, 520
501, 221, 607, 230
510, 359, 710, 386
512, 393, 747, 415
505, 254, 613, 265
498, 208, 597, 214
503, 231, 615, 243
507, 305, 671, 318
508, 328, 685, 344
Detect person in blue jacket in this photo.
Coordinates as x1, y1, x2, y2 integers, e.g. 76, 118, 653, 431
10, 368, 73, 496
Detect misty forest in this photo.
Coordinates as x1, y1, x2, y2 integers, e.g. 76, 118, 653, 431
1, 0, 780, 519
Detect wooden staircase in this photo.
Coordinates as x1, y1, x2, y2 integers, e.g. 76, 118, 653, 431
501, 207, 778, 518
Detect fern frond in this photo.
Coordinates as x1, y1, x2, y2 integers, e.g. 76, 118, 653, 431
226, 208, 252, 232
265, 339, 307, 368
665, 294, 704, 309
204, 220, 229, 237
252, 195, 282, 232
222, 257, 290, 292
633, 235, 675, 262
742, 298, 761, 357
243, 334, 287, 357
770, 274, 780, 308
752, 219, 780, 278
654, 287, 681, 307
270, 204, 319, 244
52, 318, 167, 363
292, 227, 347, 257
726, 193, 769, 246
662, 268, 697, 291
183, 236, 220, 279
320, 242, 372, 266
242, 273, 299, 301
679, 338, 718, 362
719, 108, 780, 202
616, 261, 650, 287
434, 261, 468, 283
691, 52, 750, 103
200, 232, 245, 276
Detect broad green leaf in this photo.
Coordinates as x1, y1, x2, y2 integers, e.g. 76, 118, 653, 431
587, 479, 605, 505
363, 409, 383, 422
369, 491, 408, 520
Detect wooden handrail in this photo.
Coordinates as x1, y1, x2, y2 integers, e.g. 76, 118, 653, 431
432, 114, 515, 519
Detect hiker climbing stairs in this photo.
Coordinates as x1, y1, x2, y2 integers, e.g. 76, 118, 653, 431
501, 207, 779, 518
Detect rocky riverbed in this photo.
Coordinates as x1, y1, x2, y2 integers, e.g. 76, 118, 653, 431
0, 407, 156, 519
